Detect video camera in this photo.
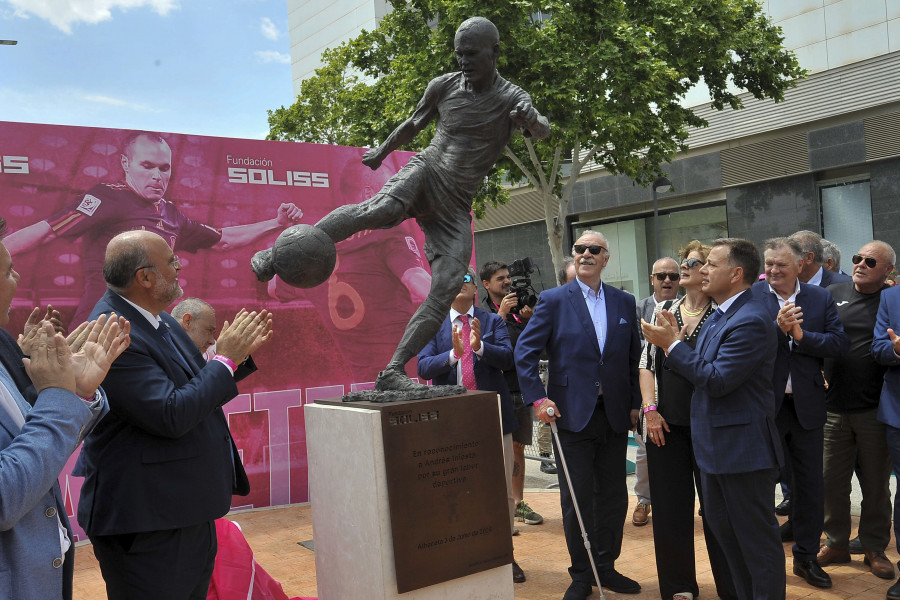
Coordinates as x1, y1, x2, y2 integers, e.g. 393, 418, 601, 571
508, 257, 538, 314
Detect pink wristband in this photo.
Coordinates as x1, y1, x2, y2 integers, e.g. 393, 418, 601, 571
213, 354, 237, 371
534, 398, 546, 407
642, 405, 658, 414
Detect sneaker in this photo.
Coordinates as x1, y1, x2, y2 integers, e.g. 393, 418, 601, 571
512, 560, 526, 583
540, 460, 558, 474
515, 500, 544, 525
632, 501, 650, 526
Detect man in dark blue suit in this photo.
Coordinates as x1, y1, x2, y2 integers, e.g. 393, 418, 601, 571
516, 230, 642, 599
751, 237, 848, 589
417, 266, 522, 581
643, 238, 784, 599
871, 276, 900, 599
790, 230, 852, 288
77, 230, 273, 599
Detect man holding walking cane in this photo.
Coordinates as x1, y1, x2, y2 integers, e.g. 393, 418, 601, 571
516, 230, 642, 599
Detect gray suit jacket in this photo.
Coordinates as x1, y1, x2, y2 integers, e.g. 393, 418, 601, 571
0, 329, 107, 600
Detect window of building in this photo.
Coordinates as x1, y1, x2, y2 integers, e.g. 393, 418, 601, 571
573, 202, 727, 300
820, 179, 873, 268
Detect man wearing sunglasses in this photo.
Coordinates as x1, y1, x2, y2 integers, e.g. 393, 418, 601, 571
631, 257, 681, 527
516, 230, 643, 598
818, 241, 896, 584
750, 237, 848, 589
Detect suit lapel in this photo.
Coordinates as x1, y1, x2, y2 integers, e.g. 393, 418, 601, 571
602, 283, 619, 355
567, 282, 602, 357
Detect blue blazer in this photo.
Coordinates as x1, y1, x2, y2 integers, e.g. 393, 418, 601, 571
751, 281, 849, 429
417, 307, 517, 434
873, 286, 900, 428
0, 329, 106, 600
77, 290, 250, 538
515, 280, 641, 434
665, 290, 783, 475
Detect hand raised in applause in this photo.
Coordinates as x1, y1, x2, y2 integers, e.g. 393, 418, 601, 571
69, 313, 131, 398
17, 305, 65, 354
215, 309, 274, 364
23, 322, 75, 394
777, 302, 804, 341
888, 328, 900, 355
451, 317, 482, 356
641, 310, 685, 353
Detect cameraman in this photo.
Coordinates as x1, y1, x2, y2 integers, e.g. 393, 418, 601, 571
480, 260, 544, 527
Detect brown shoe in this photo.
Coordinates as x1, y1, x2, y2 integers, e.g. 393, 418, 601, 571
864, 550, 895, 579
632, 502, 650, 526
816, 544, 850, 566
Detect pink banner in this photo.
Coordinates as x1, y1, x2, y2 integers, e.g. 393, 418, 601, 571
0, 121, 428, 540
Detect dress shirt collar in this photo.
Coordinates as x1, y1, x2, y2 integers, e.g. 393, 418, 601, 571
116, 293, 160, 329
716, 289, 748, 315
449, 305, 475, 323
575, 276, 604, 301
808, 266, 824, 287
767, 278, 800, 303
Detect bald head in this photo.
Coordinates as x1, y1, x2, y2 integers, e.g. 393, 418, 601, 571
104, 230, 183, 314
172, 297, 217, 353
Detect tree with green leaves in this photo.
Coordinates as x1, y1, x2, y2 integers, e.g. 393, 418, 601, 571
268, 0, 804, 271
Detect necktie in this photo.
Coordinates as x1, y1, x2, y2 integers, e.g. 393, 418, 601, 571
698, 308, 724, 353
706, 308, 724, 329
459, 315, 478, 390
0, 362, 27, 430
160, 324, 193, 373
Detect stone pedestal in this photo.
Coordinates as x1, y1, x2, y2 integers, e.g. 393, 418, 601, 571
305, 393, 513, 599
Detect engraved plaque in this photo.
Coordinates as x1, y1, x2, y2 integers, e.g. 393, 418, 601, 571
320, 391, 512, 593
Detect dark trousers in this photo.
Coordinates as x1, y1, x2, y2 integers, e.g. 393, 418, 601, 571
554, 401, 627, 583
776, 396, 825, 562
92, 521, 217, 600
882, 425, 900, 550
701, 468, 785, 600
646, 424, 737, 600
823, 410, 892, 551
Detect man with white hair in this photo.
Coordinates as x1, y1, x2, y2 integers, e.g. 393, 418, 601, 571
516, 230, 642, 598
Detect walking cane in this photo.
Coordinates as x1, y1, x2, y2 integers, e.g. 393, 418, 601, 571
546, 406, 606, 599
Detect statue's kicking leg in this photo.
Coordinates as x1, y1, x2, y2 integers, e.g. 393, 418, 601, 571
375, 254, 468, 392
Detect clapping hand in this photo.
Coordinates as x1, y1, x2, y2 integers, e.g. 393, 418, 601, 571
68, 313, 131, 398
18, 305, 65, 354
215, 309, 274, 364
23, 322, 75, 394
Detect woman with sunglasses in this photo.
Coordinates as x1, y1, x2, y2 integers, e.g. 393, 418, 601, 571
639, 240, 737, 600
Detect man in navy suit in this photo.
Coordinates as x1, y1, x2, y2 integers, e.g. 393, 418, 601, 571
751, 237, 848, 588
643, 238, 785, 599
790, 230, 851, 287
77, 230, 273, 599
871, 274, 900, 599
417, 266, 522, 581
0, 218, 129, 600
516, 230, 642, 599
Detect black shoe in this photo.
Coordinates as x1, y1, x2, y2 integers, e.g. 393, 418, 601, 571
775, 497, 791, 516
887, 576, 900, 600
792, 559, 832, 588
512, 560, 526, 583
599, 569, 641, 594
848, 535, 864, 554
540, 460, 558, 474
780, 520, 794, 542
562, 580, 593, 600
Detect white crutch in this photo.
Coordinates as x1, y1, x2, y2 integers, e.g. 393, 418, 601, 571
546, 406, 605, 599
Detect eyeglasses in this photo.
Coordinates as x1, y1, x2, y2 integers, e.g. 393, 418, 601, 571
653, 272, 680, 282
134, 255, 181, 276
681, 258, 703, 270
573, 244, 608, 255
462, 274, 474, 283
852, 254, 878, 268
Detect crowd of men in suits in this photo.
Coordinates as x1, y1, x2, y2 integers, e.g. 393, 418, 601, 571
7, 215, 900, 600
